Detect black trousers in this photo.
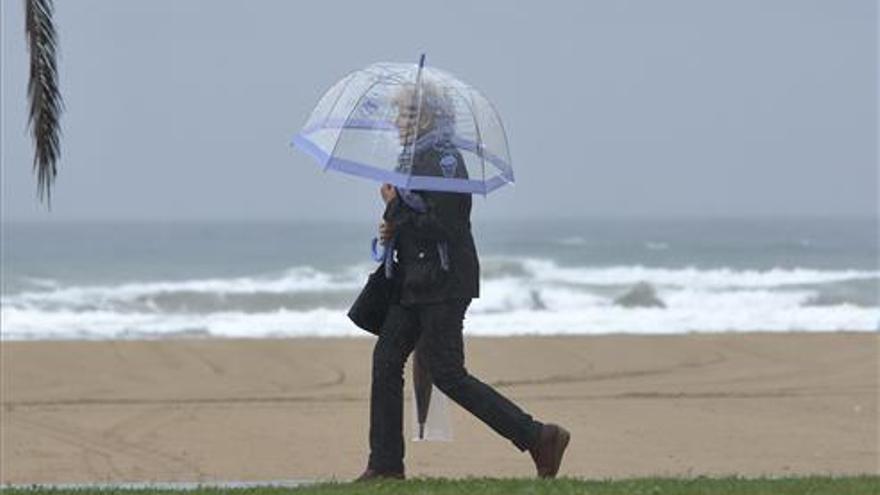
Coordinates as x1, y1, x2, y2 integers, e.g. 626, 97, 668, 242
368, 298, 543, 473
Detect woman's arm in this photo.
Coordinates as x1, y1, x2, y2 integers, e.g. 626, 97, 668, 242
381, 187, 464, 241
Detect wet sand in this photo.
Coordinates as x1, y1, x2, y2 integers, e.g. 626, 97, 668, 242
1, 332, 877, 483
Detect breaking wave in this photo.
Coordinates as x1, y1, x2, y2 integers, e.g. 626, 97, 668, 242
2, 257, 877, 340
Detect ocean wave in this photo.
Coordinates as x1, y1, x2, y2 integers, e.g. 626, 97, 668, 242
2, 257, 877, 339
0, 306, 364, 340
20, 277, 63, 290
2, 303, 877, 340
644, 242, 669, 251
556, 236, 589, 246
4, 265, 371, 310
518, 258, 879, 288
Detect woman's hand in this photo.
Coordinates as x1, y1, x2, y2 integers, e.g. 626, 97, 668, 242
379, 221, 394, 244
380, 183, 397, 204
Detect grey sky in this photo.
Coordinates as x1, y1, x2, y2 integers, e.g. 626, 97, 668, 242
1, 0, 876, 222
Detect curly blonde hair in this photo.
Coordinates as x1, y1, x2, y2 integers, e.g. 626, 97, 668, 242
392, 80, 455, 135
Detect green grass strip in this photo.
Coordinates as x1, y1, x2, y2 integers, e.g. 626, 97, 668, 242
3, 476, 879, 495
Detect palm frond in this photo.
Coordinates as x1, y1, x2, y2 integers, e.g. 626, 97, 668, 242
25, 0, 62, 207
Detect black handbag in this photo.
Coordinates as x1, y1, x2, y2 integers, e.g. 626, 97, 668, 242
347, 263, 395, 336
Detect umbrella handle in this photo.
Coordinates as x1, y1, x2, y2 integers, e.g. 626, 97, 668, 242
370, 237, 385, 261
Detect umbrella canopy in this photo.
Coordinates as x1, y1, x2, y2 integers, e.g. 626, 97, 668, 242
292, 56, 514, 195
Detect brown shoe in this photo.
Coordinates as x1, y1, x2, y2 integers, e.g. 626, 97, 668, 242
353, 468, 405, 482
528, 423, 571, 478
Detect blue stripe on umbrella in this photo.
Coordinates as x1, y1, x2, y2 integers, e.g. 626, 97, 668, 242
297, 120, 514, 182
292, 133, 513, 194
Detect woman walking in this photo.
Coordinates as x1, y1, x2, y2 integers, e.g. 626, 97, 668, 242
355, 83, 570, 481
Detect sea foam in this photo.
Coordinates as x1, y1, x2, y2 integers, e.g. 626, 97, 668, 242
2, 257, 877, 340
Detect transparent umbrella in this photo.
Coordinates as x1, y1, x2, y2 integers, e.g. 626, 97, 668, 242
292, 55, 514, 195
293, 55, 515, 441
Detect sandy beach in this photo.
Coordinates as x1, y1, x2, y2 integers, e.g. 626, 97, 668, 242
1, 332, 877, 483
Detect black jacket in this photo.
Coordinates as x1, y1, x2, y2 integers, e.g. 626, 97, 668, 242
383, 146, 480, 306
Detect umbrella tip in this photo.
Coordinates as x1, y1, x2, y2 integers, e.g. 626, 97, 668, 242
419, 53, 426, 69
